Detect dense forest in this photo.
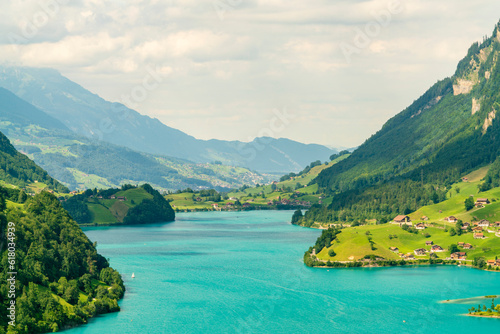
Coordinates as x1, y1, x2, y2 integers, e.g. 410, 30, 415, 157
0, 191, 124, 333
0, 131, 68, 193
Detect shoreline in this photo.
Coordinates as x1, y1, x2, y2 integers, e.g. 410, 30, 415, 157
465, 314, 500, 319
309, 260, 500, 272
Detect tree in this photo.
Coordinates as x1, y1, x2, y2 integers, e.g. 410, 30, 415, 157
328, 248, 336, 257
291, 209, 303, 224
465, 196, 474, 211
449, 244, 459, 253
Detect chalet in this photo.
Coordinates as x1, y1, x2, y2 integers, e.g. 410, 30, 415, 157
478, 220, 490, 227
431, 245, 444, 252
472, 226, 483, 232
414, 248, 427, 256
110, 195, 116, 199
445, 216, 458, 223
451, 252, 467, 260
487, 260, 496, 266
461, 222, 470, 230
496, 259, 500, 266
425, 240, 434, 246
393, 215, 411, 223
457, 242, 465, 247
117, 196, 126, 201
404, 253, 415, 260
462, 177, 468, 182
415, 223, 426, 230
212, 203, 219, 209
421, 216, 429, 221
389, 247, 399, 253
474, 233, 485, 239
463, 243, 473, 250
475, 198, 490, 205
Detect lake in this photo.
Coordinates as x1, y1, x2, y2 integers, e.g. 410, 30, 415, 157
65, 211, 499, 333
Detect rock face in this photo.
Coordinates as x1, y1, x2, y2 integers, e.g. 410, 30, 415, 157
453, 78, 474, 95
472, 98, 481, 115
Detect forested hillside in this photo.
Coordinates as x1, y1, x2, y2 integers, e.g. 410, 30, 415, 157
301, 21, 500, 224
0, 192, 124, 333
0, 129, 68, 193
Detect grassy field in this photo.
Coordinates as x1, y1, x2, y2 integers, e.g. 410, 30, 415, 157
85, 187, 155, 224
317, 223, 500, 262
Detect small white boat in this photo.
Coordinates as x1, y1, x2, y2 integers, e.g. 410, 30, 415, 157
132, 273, 135, 278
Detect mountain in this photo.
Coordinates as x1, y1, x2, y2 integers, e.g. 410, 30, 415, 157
0, 127, 68, 192
0, 66, 335, 173
0, 89, 274, 191
300, 21, 500, 225
0, 87, 68, 131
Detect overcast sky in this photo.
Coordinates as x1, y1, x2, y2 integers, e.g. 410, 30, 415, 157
1, 0, 500, 148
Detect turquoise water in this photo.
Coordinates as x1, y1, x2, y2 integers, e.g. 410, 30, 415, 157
66, 211, 499, 334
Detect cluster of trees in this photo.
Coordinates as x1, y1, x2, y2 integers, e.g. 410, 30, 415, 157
0, 191, 125, 333
123, 184, 175, 224
301, 180, 448, 224
0, 131, 68, 193
279, 160, 324, 182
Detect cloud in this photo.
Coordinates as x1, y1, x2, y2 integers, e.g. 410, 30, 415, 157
1, 0, 500, 147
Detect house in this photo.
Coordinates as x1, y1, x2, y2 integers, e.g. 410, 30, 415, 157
475, 198, 490, 205
421, 216, 429, 221
389, 247, 399, 253
451, 252, 467, 260
404, 253, 415, 260
478, 220, 490, 227
425, 240, 434, 246
461, 222, 470, 230
110, 195, 116, 199
415, 223, 426, 230
117, 196, 126, 201
496, 259, 500, 266
393, 215, 411, 223
472, 226, 483, 232
431, 245, 444, 252
457, 242, 465, 247
463, 243, 473, 250
212, 203, 219, 209
474, 233, 485, 239
414, 248, 427, 256
462, 177, 468, 182
445, 216, 458, 223
487, 260, 496, 266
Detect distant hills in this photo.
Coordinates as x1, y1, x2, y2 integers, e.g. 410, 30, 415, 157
0, 66, 335, 174
0, 89, 274, 191
0, 127, 68, 192
299, 21, 500, 225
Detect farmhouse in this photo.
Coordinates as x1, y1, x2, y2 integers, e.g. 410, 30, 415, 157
461, 222, 470, 230
425, 241, 434, 246
389, 247, 399, 253
421, 216, 429, 221
431, 245, 444, 252
475, 198, 490, 205
478, 220, 490, 227
472, 226, 483, 232
445, 216, 458, 223
415, 223, 426, 230
474, 233, 485, 239
451, 252, 467, 260
463, 243, 473, 250
414, 248, 427, 256
393, 215, 411, 223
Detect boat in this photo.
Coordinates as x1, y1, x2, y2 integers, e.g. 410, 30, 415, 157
132, 273, 135, 278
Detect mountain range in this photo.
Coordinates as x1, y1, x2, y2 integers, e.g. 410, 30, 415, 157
0, 66, 335, 174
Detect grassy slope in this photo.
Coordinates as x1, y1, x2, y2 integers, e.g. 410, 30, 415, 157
317, 223, 499, 262
86, 187, 154, 224
315, 165, 500, 263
